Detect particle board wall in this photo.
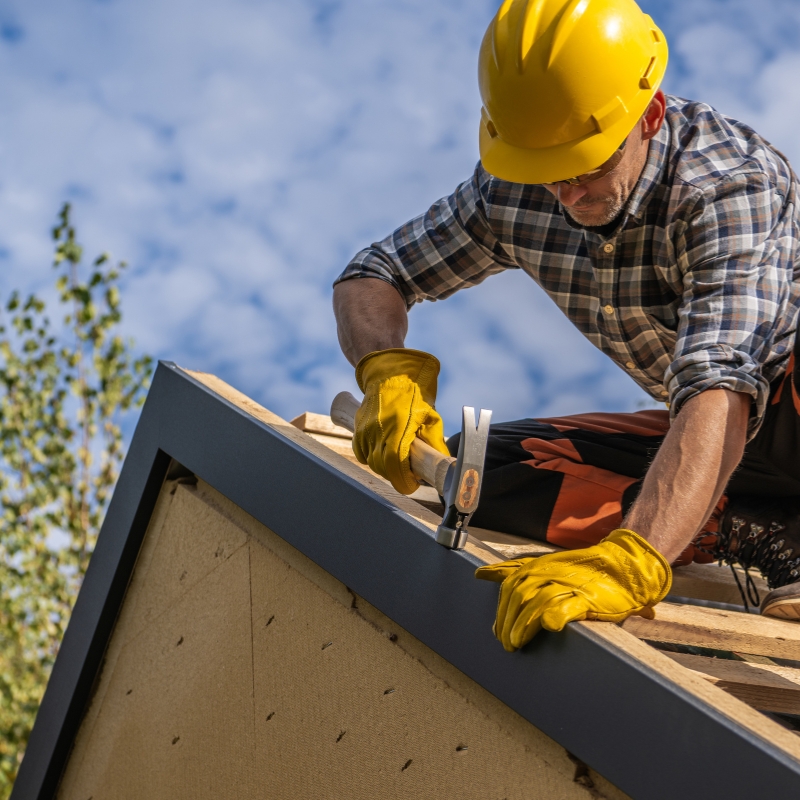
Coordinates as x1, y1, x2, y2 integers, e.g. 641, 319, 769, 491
56, 476, 630, 800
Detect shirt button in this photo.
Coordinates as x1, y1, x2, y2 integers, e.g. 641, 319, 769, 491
661, 389, 668, 397
625, 361, 635, 369
602, 242, 615, 254
603, 304, 614, 315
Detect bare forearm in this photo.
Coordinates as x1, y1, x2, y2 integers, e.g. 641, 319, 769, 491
333, 278, 409, 366
624, 389, 750, 563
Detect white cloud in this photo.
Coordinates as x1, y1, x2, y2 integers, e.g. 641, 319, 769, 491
661, 0, 800, 161
0, 0, 797, 433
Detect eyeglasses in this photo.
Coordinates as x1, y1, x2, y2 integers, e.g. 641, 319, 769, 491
543, 138, 628, 186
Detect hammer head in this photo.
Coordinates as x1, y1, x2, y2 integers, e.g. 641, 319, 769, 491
436, 406, 492, 550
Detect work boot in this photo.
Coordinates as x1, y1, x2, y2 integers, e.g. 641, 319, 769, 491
712, 495, 800, 619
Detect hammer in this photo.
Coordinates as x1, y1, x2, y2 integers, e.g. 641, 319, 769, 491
330, 391, 492, 550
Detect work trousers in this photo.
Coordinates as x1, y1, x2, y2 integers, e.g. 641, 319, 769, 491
447, 351, 800, 565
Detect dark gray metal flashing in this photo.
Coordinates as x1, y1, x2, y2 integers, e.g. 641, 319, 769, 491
12, 362, 800, 800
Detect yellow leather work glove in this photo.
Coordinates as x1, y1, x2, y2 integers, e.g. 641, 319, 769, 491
475, 529, 672, 652
353, 348, 450, 495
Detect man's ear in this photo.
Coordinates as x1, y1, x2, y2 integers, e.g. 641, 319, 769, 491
641, 90, 666, 142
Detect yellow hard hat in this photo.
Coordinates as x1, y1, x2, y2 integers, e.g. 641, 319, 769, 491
478, 0, 668, 184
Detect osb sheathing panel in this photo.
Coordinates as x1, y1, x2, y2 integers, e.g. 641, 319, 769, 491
57, 479, 629, 800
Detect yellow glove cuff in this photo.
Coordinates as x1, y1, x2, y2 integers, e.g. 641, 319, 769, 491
355, 348, 441, 406
604, 528, 673, 600
352, 348, 449, 494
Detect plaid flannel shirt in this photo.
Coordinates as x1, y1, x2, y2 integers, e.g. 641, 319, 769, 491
336, 96, 800, 437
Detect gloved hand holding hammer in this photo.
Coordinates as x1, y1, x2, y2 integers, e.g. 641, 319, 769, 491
353, 348, 450, 495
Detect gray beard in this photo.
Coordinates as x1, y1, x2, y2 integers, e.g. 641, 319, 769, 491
564, 192, 627, 227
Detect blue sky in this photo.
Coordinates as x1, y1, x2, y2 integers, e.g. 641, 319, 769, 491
0, 0, 799, 434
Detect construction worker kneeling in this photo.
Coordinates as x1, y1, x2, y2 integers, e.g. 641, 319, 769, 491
333, 0, 800, 647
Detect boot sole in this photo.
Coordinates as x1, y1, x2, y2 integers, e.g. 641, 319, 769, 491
761, 596, 800, 620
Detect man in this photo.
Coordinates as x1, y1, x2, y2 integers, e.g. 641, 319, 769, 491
332, 0, 800, 651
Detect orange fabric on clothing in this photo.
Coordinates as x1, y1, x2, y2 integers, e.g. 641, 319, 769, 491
521, 433, 726, 562
519, 437, 584, 464
771, 352, 793, 406
536, 409, 671, 437
521, 436, 637, 550
544, 474, 636, 550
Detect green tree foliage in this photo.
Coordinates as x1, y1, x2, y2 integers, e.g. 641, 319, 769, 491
0, 204, 152, 795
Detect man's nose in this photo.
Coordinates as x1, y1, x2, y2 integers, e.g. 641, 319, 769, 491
556, 182, 589, 206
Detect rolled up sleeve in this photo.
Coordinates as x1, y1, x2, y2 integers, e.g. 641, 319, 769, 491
665, 170, 795, 438
334, 164, 517, 308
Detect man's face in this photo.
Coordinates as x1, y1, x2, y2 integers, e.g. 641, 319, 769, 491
542, 124, 650, 227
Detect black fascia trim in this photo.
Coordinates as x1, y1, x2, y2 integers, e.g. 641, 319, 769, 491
12, 362, 800, 800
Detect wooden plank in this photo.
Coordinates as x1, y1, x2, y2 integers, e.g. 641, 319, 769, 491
668, 562, 768, 607
662, 652, 800, 715
301, 433, 446, 512
290, 411, 352, 439
291, 426, 445, 508
622, 602, 800, 661
472, 528, 558, 549
478, 539, 559, 560
734, 652, 780, 666
304, 432, 358, 458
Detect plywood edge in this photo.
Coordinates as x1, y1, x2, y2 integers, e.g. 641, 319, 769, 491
290, 411, 353, 439
480, 539, 561, 558
192, 475, 504, 691
193, 479, 359, 612
181, 369, 502, 566
670, 562, 768, 606
304, 431, 358, 457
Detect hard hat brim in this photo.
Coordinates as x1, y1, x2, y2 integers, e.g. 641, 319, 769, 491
480, 97, 649, 185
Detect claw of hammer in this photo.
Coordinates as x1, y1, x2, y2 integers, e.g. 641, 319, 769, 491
330, 391, 492, 550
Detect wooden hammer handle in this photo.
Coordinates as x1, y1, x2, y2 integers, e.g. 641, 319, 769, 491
330, 391, 454, 496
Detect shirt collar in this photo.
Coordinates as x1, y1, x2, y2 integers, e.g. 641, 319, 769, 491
625, 117, 670, 221
558, 118, 671, 234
